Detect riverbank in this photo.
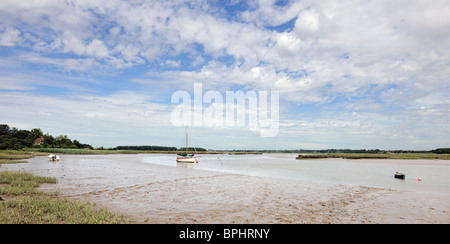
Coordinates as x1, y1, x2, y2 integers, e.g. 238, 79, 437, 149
2, 154, 448, 224
6, 149, 449, 159
0, 153, 128, 224
296, 153, 450, 160
0, 150, 45, 165
25, 148, 263, 155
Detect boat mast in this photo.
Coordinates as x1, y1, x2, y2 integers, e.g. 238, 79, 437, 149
186, 126, 188, 154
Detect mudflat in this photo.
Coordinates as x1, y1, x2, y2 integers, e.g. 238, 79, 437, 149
2, 154, 448, 224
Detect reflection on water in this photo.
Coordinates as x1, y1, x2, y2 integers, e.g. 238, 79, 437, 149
176, 162, 196, 168
144, 153, 450, 194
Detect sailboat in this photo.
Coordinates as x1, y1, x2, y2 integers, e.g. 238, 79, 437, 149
176, 127, 199, 164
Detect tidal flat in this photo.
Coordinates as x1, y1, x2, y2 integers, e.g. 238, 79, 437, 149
1, 153, 449, 224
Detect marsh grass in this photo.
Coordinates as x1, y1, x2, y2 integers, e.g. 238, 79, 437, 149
26, 148, 138, 154
296, 153, 450, 160
0, 159, 28, 165
0, 171, 128, 224
386, 153, 450, 160
0, 197, 126, 224
0, 154, 34, 160
0, 171, 57, 195
0, 150, 48, 167
26, 148, 262, 155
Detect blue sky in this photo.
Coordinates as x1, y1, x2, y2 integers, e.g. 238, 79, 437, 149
1, 0, 450, 150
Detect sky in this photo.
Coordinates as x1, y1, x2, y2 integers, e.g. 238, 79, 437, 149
1, 0, 449, 150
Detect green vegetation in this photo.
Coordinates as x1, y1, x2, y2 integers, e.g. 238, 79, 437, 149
26, 148, 138, 155
296, 153, 450, 160
0, 150, 47, 167
0, 150, 128, 224
431, 148, 450, 154
115, 145, 178, 151
0, 171, 127, 224
115, 145, 208, 152
296, 153, 389, 159
25, 148, 252, 155
0, 124, 93, 150
0, 171, 57, 195
386, 153, 450, 160
268, 149, 432, 154
0, 197, 126, 224
2, 123, 450, 160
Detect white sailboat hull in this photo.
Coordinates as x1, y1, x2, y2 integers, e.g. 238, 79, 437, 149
176, 157, 197, 163
176, 126, 199, 164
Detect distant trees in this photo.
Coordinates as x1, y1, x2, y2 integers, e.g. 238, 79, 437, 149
115, 145, 177, 151
431, 148, 450, 154
220, 148, 449, 154
114, 146, 207, 152
0, 124, 9, 135
0, 124, 92, 150
178, 147, 207, 152
293, 149, 431, 154
0, 124, 38, 150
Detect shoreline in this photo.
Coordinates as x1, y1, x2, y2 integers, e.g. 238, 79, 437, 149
296, 153, 450, 160
2, 154, 448, 224
18, 149, 450, 160
49, 172, 450, 224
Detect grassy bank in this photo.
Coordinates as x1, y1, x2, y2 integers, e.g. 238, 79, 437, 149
0, 171, 128, 224
0, 152, 128, 224
26, 148, 139, 154
0, 150, 47, 166
296, 153, 450, 160
25, 148, 264, 155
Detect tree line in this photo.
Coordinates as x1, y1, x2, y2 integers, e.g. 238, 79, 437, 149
0, 124, 93, 150
431, 148, 450, 154
115, 145, 177, 151
2, 124, 447, 153
115, 146, 207, 151
219, 148, 449, 154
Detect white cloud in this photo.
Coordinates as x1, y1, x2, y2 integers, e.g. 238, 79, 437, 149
294, 8, 320, 37
165, 60, 181, 68
0, 28, 22, 47
1, 0, 450, 149
2, 0, 446, 98
85, 39, 109, 59
274, 32, 303, 56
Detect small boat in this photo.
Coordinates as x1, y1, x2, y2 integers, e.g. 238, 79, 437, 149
48, 154, 60, 162
176, 153, 198, 163
176, 127, 198, 164
394, 172, 405, 179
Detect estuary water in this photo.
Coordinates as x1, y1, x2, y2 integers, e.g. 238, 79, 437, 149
144, 153, 450, 195
3, 153, 449, 223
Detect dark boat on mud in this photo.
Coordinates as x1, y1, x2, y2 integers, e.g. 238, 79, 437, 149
394, 172, 405, 179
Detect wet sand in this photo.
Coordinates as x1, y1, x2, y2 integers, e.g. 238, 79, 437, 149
2, 154, 449, 224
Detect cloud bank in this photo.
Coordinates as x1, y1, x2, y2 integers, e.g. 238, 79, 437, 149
1, 0, 449, 149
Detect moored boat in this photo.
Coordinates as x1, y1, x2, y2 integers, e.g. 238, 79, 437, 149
176, 153, 197, 163
176, 127, 199, 164
394, 172, 405, 179
48, 154, 60, 162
